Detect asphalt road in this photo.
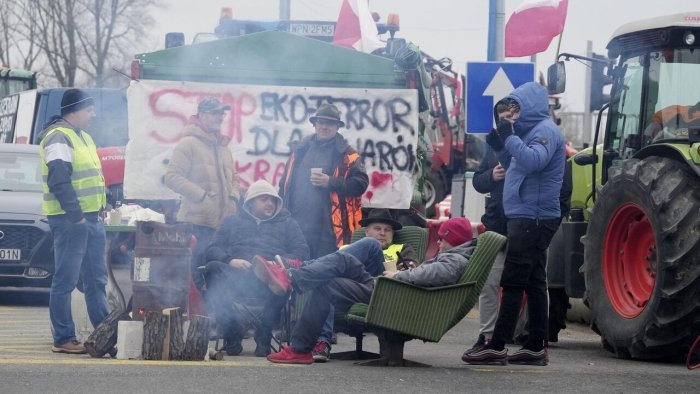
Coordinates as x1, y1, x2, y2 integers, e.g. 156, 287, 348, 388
0, 289, 697, 394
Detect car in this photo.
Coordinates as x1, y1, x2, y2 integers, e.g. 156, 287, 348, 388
0, 144, 54, 289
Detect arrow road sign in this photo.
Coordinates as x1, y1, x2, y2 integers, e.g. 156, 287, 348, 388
466, 62, 535, 133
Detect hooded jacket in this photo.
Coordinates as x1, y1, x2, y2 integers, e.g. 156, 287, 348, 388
164, 119, 241, 228
205, 180, 310, 264
496, 82, 565, 220
393, 239, 476, 287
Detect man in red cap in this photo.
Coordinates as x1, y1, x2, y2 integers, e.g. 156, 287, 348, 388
255, 216, 476, 364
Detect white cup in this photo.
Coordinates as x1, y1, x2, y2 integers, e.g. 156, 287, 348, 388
310, 168, 323, 175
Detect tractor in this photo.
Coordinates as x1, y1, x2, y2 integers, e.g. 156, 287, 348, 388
548, 12, 700, 359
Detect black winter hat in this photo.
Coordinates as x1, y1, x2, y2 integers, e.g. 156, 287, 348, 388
61, 89, 95, 116
359, 208, 402, 230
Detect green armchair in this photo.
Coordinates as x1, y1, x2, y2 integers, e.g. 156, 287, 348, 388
345, 231, 507, 366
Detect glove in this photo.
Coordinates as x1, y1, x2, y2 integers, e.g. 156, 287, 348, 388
496, 119, 514, 143
485, 128, 504, 152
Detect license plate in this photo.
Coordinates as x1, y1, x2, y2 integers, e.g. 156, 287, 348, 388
288, 23, 335, 37
0, 248, 21, 261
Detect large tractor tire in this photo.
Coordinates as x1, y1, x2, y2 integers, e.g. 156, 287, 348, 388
582, 156, 700, 359
423, 171, 446, 218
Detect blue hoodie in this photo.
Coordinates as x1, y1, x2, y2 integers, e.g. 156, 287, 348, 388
496, 82, 565, 220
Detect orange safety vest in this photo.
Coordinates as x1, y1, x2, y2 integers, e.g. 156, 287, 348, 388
330, 151, 363, 247
282, 150, 363, 247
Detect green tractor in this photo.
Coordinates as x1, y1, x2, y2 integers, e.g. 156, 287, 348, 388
548, 12, 700, 359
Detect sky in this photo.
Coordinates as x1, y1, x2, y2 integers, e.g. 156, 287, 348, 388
152, 0, 697, 112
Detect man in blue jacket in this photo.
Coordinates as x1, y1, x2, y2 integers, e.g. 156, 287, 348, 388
462, 82, 565, 366
202, 180, 309, 357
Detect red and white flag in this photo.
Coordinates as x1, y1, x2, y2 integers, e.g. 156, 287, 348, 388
332, 0, 384, 53
505, 0, 569, 57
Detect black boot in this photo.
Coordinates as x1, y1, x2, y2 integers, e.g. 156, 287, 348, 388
222, 323, 244, 356
254, 330, 272, 357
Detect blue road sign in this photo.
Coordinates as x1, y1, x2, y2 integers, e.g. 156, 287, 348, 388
466, 62, 535, 133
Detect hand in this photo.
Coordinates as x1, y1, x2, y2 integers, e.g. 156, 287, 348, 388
383, 271, 398, 278
229, 259, 251, 269
310, 172, 330, 187
491, 163, 505, 182
485, 128, 504, 152
496, 119, 514, 142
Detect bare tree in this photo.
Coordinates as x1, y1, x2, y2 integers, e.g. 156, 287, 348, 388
0, 0, 41, 69
11, 0, 162, 87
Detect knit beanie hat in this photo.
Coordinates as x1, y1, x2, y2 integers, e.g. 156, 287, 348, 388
438, 217, 474, 247
61, 89, 94, 116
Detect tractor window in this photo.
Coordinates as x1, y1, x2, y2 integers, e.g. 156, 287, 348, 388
642, 48, 700, 144
608, 55, 643, 157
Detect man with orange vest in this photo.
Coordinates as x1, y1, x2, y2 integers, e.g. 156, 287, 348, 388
279, 103, 368, 259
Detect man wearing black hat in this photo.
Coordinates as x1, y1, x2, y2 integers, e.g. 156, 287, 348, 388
165, 96, 241, 291
39, 88, 109, 354
307, 208, 419, 361
279, 103, 368, 259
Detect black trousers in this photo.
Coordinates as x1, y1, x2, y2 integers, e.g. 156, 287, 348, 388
492, 218, 560, 351
203, 261, 287, 343
289, 252, 375, 353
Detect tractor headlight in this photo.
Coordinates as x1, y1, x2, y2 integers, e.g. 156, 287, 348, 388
684, 32, 695, 45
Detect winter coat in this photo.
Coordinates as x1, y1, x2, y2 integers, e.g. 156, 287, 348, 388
472, 149, 508, 235
164, 120, 241, 228
392, 239, 476, 287
205, 208, 309, 265
496, 82, 565, 220
206, 179, 309, 264
279, 133, 368, 248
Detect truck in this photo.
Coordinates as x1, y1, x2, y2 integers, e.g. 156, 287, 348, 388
547, 12, 700, 359
0, 67, 37, 143
127, 14, 478, 223
152, 9, 473, 219
1, 88, 128, 201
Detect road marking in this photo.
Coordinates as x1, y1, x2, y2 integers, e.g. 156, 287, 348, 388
0, 357, 300, 367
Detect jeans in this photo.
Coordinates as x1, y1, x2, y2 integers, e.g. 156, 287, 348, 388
203, 261, 287, 345
314, 237, 384, 345
290, 251, 374, 353
191, 224, 215, 290
478, 250, 506, 337
491, 218, 560, 351
48, 215, 110, 345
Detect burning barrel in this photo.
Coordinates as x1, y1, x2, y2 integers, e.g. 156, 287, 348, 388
131, 222, 192, 320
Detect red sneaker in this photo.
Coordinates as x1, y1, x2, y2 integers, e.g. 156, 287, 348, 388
267, 345, 313, 364
252, 255, 292, 295
275, 254, 303, 269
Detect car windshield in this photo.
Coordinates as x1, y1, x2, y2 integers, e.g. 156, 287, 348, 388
0, 152, 42, 192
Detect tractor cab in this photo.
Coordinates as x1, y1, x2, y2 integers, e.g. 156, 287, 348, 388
549, 13, 700, 181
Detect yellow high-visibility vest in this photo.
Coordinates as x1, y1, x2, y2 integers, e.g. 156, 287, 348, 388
40, 126, 106, 215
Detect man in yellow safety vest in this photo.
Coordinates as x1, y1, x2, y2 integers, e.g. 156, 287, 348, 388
39, 89, 109, 355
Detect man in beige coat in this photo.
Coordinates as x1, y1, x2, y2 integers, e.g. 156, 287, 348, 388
165, 96, 241, 290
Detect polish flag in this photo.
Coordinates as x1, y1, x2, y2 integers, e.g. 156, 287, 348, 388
505, 0, 569, 57
332, 0, 384, 53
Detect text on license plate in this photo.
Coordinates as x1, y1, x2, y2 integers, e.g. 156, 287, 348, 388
0, 249, 21, 261
288, 23, 335, 36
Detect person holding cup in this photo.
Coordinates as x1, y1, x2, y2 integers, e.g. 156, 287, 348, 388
279, 103, 368, 259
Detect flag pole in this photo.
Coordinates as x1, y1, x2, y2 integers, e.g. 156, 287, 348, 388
555, 31, 564, 61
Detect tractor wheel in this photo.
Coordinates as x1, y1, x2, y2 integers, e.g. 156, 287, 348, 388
582, 156, 700, 359
423, 171, 445, 218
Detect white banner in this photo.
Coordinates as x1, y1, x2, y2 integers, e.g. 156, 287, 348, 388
124, 80, 419, 209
